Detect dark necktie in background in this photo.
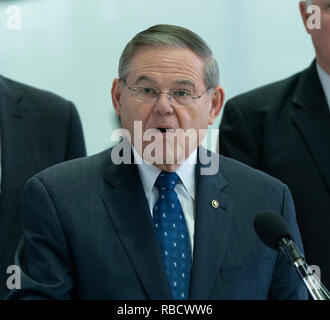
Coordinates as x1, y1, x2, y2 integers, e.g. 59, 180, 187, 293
153, 171, 192, 300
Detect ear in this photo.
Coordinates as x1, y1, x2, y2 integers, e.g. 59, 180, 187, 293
208, 85, 225, 125
111, 78, 122, 116
299, 1, 311, 34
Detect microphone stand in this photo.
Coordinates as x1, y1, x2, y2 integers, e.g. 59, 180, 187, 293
278, 238, 330, 300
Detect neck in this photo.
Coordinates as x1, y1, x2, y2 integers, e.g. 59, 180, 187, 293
153, 163, 180, 172
316, 56, 330, 75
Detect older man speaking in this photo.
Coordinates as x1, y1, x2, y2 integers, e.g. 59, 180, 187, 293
8, 25, 306, 300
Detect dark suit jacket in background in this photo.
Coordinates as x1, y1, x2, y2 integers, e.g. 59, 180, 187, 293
0, 75, 86, 298
7, 146, 307, 299
219, 61, 330, 289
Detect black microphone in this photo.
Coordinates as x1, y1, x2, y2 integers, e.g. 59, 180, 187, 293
254, 210, 330, 300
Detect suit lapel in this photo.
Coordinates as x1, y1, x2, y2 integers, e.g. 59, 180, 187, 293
0, 76, 31, 259
101, 147, 172, 299
190, 150, 233, 299
101, 144, 234, 300
293, 62, 330, 190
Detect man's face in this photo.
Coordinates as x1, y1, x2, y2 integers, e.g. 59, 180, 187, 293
301, 0, 330, 73
112, 46, 224, 171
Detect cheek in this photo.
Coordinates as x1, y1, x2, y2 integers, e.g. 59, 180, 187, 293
118, 105, 139, 134
177, 107, 210, 131
323, 23, 330, 49
317, 16, 330, 46
312, 30, 330, 54
176, 110, 192, 129
120, 100, 147, 123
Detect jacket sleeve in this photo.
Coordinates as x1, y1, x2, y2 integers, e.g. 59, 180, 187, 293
5, 177, 74, 300
65, 101, 86, 160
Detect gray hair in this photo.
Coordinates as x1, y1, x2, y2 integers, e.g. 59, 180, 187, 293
305, 0, 313, 6
118, 24, 219, 88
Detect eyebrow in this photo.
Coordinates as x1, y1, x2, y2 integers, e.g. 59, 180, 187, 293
173, 79, 195, 89
134, 76, 196, 88
134, 75, 155, 85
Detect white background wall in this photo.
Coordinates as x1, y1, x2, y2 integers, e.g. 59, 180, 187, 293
0, 0, 315, 155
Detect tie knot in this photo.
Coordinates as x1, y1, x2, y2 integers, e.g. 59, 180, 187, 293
155, 171, 180, 191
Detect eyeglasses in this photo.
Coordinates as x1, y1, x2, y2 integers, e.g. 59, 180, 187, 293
121, 79, 211, 107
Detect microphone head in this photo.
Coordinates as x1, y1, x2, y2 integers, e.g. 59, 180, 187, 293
254, 210, 292, 250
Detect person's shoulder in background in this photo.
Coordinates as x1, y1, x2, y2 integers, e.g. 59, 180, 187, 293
1, 74, 87, 159
224, 67, 304, 114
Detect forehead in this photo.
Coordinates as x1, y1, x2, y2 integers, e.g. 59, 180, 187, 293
126, 46, 205, 86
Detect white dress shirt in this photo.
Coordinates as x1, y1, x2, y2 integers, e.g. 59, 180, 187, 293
316, 63, 330, 112
132, 146, 196, 256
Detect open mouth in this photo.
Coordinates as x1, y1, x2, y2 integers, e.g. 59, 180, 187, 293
157, 128, 175, 133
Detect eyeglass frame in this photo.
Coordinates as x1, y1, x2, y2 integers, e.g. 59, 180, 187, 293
120, 79, 212, 107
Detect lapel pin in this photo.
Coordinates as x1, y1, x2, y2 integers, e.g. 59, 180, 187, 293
211, 200, 219, 209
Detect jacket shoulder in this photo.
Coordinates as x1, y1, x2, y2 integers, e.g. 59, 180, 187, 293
226, 69, 304, 112
32, 149, 110, 187
203, 149, 286, 190
219, 154, 287, 192
1, 75, 74, 115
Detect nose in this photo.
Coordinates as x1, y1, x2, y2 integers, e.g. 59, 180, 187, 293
153, 92, 174, 115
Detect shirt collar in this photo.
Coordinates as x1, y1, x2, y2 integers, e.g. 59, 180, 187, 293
316, 62, 330, 111
133, 146, 161, 199
175, 150, 196, 200
132, 146, 197, 200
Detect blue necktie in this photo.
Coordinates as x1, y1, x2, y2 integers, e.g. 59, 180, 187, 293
153, 171, 192, 300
